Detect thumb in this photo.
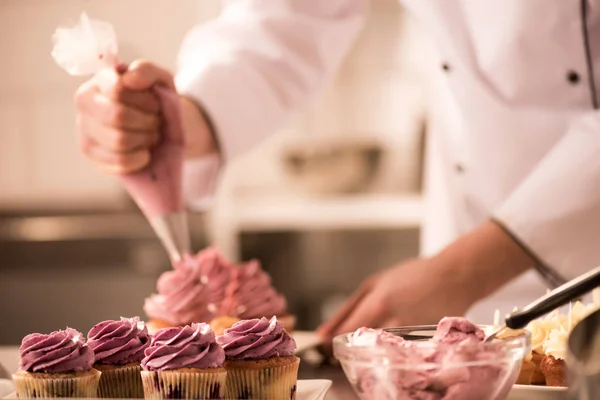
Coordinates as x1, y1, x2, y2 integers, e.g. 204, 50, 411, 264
121, 60, 175, 91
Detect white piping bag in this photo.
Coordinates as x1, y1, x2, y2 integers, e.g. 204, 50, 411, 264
52, 13, 191, 262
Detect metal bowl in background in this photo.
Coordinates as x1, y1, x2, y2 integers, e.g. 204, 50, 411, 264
281, 136, 383, 196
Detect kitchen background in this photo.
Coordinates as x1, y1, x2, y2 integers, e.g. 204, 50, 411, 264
0, 0, 434, 344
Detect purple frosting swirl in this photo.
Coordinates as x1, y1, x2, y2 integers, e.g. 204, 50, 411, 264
87, 317, 151, 365
19, 328, 94, 373
141, 323, 224, 371
216, 317, 296, 360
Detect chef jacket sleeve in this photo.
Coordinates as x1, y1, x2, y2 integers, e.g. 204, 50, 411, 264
493, 112, 600, 285
175, 0, 368, 211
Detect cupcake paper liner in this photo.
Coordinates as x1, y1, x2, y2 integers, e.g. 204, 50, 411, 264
223, 356, 300, 400
12, 369, 101, 398
141, 368, 227, 400
95, 363, 143, 398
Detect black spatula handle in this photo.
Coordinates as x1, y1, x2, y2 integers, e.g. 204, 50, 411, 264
505, 266, 600, 329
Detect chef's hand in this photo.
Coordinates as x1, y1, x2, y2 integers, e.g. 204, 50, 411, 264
74, 60, 217, 174
317, 220, 536, 342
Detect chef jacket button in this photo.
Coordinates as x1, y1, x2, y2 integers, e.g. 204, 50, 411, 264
567, 70, 580, 84
454, 163, 465, 173
442, 62, 451, 72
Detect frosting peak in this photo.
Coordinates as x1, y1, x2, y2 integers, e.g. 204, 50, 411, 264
141, 323, 225, 370
87, 317, 150, 365
542, 326, 569, 361
216, 317, 296, 360
144, 248, 232, 325
433, 317, 485, 344
19, 328, 94, 373
221, 260, 287, 319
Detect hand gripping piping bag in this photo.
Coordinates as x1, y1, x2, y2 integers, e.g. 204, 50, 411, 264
51, 13, 191, 262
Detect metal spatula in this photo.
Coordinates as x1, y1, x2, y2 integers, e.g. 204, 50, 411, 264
485, 266, 600, 342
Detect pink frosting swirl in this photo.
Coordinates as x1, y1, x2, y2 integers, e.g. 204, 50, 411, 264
433, 317, 485, 345
216, 317, 296, 360
87, 317, 150, 365
144, 248, 232, 325
141, 323, 225, 370
221, 260, 287, 319
19, 328, 94, 373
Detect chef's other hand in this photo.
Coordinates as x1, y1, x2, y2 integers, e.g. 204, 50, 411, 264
317, 258, 471, 344
316, 221, 535, 344
74, 60, 174, 174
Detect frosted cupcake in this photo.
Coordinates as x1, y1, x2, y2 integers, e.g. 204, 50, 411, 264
540, 326, 569, 386
141, 323, 226, 400
87, 317, 151, 398
217, 317, 299, 399
211, 260, 295, 335
12, 328, 100, 398
144, 248, 231, 334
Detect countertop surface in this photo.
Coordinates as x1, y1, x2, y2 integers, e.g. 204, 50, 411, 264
0, 346, 357, 400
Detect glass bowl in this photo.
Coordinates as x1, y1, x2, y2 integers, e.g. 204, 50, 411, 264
333, 325, 531, 400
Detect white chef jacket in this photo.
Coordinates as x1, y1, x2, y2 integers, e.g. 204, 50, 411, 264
176, 0, 600, 323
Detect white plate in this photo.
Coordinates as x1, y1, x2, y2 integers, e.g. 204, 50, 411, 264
2, 379, 332, 400
293, 331, 323, 354
507, 384, 567, 400
297, 379, 332, 400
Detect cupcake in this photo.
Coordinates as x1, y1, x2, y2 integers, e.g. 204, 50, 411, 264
87, 317, 151, 398
144, 247, 295, 336
217, 317, 299, 399
526, 317, 559, 385
516, 359, 535, 385
140, 323, 226, 399
144, 248, 231, 334
213, 259, 296, 334
540, 326, 569, 386
12, 328, 100, 398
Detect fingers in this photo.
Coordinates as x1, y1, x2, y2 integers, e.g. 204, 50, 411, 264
79, 131, 151, 174
78, 115, 159, 154
74, 59, 175, 175
78, 90, 160, 132
121, 60, 176, 91
95, 67, 161, 114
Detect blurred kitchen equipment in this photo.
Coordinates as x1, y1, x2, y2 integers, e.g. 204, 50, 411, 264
487, 266, 600, 341
567, 308, 600, 400
281, 136, 383, 196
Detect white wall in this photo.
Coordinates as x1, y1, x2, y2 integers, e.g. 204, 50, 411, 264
0, 0, 219, 210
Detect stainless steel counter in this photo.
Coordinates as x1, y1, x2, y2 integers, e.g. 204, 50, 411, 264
0, 346, 357, 400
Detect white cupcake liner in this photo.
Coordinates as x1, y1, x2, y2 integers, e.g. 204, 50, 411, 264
12, 369, 101, 398
141, 368, 226, 400
95, 363, 143, 398
224, 356, 299, 400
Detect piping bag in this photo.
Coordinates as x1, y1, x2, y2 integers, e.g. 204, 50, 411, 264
51, 13, 191, 262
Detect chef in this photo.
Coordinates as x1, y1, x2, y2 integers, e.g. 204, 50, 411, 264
74, 0, 600, 339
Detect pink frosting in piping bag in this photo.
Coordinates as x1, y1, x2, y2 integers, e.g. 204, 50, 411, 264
52, 13, 190, 261
119, 85, 185, 218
